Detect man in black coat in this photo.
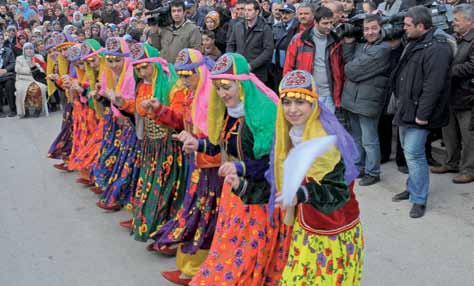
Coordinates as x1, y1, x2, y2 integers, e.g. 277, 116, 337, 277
391, 6, 453, 218
431, 4, 474, 184
0, 34, 16, 117
226, 0, 274, 83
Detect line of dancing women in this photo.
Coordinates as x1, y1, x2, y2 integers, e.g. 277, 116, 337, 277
46, 34, 364, 286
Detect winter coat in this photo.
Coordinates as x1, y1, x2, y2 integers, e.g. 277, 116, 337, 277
341, 39, 392, 118
392, 29, 453, 129
283, 27, 345, 107
272, 18, 299, 69
0, 46, 15, 81
226, 16, 274, 82
450, 29, 474, 110
14, 55, 47, 116
150, 19, 202, 63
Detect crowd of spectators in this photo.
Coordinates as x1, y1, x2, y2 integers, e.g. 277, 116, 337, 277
0, 0, 472, 216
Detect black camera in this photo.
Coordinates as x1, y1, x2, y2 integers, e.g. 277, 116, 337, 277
145, 1, 172, 27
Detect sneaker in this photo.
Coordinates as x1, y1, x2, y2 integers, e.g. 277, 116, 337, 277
397, 166, 409, 174
409, 204, 426, 218
359, 175, 380, 186
452, 174, 474, 184
431, 165, 458, 174
392, 190, 409, 202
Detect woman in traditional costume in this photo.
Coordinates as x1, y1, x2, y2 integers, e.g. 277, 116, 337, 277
179, 53, 290, 286
113, 42, 188, 243
91, 37, 141, 211
273, 70, 364, 286
144, 49, 223, 285
47, 33, 76, 171
15, 42, 48, 118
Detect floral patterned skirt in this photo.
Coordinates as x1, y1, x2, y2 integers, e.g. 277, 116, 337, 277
68, 102, 99, 171
152, 166, 223, 253
71, 116, 104, 173
48, 102, 73, 161
97, 117, 141, 208
131, 135, 188, 242
280, 220, 364, 286
189, 183, 291, 286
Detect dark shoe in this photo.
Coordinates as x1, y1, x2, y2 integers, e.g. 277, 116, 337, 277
397, 166, 409, 174
357, 171, 365, 179
452, 174, 474, 184
146, 243, 157, 252
0, 112, 6, 118
359, 175, 380, 186
33, 109, 41, 118
427, 157, 441, 167
409, 204, 426, 218
161, 270, 191, 285
431, 165, 459, 174
53, 163, 69, 171
7, 111, 16, 117
392, 190, 410, 202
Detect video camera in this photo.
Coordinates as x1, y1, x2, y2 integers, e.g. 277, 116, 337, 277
145, 0, 172, 27
333, 0, 450, 42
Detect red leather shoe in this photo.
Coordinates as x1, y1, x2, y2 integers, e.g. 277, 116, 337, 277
161, 270, 191, 286
96, 202, 121, 211
146, 243, 156, 252
157, 245, 177, 256
90, 186, 103, 195
76, 178, 93, 186
53, 163, 68, 171
119, 219, 133, 229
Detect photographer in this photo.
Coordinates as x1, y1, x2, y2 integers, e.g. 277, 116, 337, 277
0, 34, 16, 118
149, 0, 202, 63
391, 6, 453, 218
341, 14, 392, 186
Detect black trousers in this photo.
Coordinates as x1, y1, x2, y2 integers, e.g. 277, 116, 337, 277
378, 114, 394, 162
0, 78, 15, 113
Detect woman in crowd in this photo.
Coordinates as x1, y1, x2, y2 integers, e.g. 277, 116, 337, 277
145, 49, 223, 285
91, 37, 141, 211
273, 70, 364, 286
179, 53, 290, 286
15, 42, 48, 118
114, 42, 188, 243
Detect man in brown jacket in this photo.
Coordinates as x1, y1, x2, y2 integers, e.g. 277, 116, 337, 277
148, 0, 202, 63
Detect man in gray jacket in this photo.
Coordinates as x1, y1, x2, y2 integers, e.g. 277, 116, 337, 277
342, 14, 392, 186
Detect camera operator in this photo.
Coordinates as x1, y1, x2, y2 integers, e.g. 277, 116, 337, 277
391, 6, 453, 218
431, 4, 474, 184
148, 0, 202, 63
341, 14, 392, 186
0, 33, 16, 118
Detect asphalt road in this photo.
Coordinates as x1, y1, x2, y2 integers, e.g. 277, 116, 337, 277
0, 112, 473, 286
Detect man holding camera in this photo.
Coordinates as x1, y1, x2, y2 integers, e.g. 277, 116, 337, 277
149, 0, 202, 63
0, 34, 16, 118
342, 14, 392, 186
431, 4, 474, 184
391, 6, 453, 218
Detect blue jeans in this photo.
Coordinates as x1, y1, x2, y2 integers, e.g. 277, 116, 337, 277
319, 96, 335, 114
399, 127, 430, 205
349, 112, 381, 177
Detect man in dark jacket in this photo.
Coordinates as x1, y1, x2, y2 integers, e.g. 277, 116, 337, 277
226, 0, 274, 83
342, 14, 392, 186
271, 3, 298, 90
283, 6, 344, 114
391, 6, 453, 218
431, 4, 474, 184
0, 34, 16, 117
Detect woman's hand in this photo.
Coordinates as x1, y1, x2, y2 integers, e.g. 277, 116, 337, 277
225, 174, 240, 190
172, 131, 199, 154
141, 98, 161, 113
218, 162, 237, 177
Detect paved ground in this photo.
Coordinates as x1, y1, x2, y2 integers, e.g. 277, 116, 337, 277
0, 112, 473, 286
